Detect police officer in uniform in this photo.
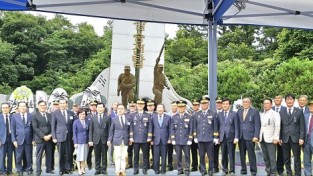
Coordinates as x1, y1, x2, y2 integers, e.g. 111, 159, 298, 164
146, 99, 156, 169
125, 101, 136, 169
129, 98, 153, 175
170, 100, 193, 176
214, 97, 223, 173
194, 96, 219, 176
190, 99, 200, 172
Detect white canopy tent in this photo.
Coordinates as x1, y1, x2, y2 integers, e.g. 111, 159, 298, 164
2, 0, 313, 109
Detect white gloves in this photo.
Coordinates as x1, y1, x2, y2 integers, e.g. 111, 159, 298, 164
213, 138, 219, 144
172, 141, 176, 145
187, 141, 192, 145
194, 138, 198, 143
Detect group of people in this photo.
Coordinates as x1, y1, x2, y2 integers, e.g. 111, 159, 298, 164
0, 94, 312, 176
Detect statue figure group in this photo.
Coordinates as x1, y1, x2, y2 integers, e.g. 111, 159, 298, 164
117, 44, 169, 107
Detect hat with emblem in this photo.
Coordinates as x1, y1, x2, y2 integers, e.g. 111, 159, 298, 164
52, 99, 59, 105
177, 100, 187, 107
146, 99, 155, 106
136, 98, 146, 104
128, 100, 136, 106
215, 97, 223, 103
89, 100, 98, 105
192, 99, 200, 105
200, 96, 210, 104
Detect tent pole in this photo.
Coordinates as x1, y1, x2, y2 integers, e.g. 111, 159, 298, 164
208, 21, 217, 110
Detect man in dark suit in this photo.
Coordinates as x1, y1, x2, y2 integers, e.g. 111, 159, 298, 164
279, 94, 305, 176
217, 98, 239, 175
89, 103, 110, 175
129, 98, 153, 175
108, 104, 131, 176
193, 97, 218, 176
108, 102, 118, 168
32, 100, 54, 176
51, 99, 75, 175
0, 103, 13, 175
303, 100, 313, 176
87, 100, 98, 169
151, 104, 171, 174
11, 101, 34, 176
237, 97, 261, 176
272, 95, 286, 176
298, 95, 310, 115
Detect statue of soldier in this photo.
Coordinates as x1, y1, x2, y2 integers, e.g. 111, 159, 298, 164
153, 44, 169, 104
117, 66, 136, 108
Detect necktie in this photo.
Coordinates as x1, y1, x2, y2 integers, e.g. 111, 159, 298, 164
99, 114, 103, 124
275, 107, 279, 112
6, 114, 10, 135
22, 114, 26, 125
243, 109, 247, 121
308, 115, 313, 136
120, 116, 124, 128
224, 111, 228, 123
43, 113, 48, 123
63, 110, 67, 123
159, 115, 163, 126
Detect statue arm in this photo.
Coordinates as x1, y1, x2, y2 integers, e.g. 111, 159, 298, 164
154, 43, 165, 73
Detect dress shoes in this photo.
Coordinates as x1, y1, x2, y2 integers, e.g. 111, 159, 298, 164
133, 169, 139, 175
46, 170, 55, 174
177, 171, 184, 175
191, 167, 198, 172
142, 170, 147, 175
94, 171, 102, 175
167, 166, 173, 171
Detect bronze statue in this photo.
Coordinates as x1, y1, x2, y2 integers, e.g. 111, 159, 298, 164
117, 66, 136, 108
153, 44, 170, 104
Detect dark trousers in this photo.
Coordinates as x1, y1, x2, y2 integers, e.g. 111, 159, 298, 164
36, 141, 53, 174
214, 143, 220, 170
239, 139, 257, 175
87, 146, 93, 167
0, 135, 13, 174
15, 143, 33, 173
94, 142, 108, 173
127, 144, 133, 166
167, 143, 173, 168
133, 143, 149, 171
57, 140, 72, 172
276, 144, 284, 174
198, 142, 214, 173
190, 141, 198, 170
304, 137, 313, 176
221, 139, 235, 173
282, 138, 301, 176
153, 143, 167, 172
175, 145, 190, 174
260, 140, 277, 175
51, 142, 56, 170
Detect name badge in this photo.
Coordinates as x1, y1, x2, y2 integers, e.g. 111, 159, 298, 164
143, 117, 148, 121
184, 118, 190, 122
208, 116, 212, 119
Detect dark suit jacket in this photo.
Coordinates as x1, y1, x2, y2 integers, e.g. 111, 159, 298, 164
108, 114, 130, 146
218, 110, 239, 142
11, 113, 33, 145
152, 113, 171, 145
73, 119, 89, 144
32, 112, 52, 143
237, 108, 261, 140
51, 109, 75, 142
0, 114, 10, 144
305, 113, 313, 145
280, 107, 305, 143
89, 114, 110, 144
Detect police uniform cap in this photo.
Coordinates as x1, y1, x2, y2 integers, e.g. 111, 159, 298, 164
215, 97, 223, 103
136, 98, 145, 104
89, 100, 98, 105
146, 99, 155, 106
177, 100, 187, 107
129, 101, 136, 106
200, 96, 210, 104
192, 99, 200, 105
52, 100, 59, 105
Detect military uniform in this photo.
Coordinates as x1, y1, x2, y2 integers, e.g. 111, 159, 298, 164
193, 97, 219, 176
125, 101, 136, 169
190, 99, 200, 172
130, 99, 153, 175
214, 97, 223, 173
146, 99, 157, 169
170, 101, 193, 176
